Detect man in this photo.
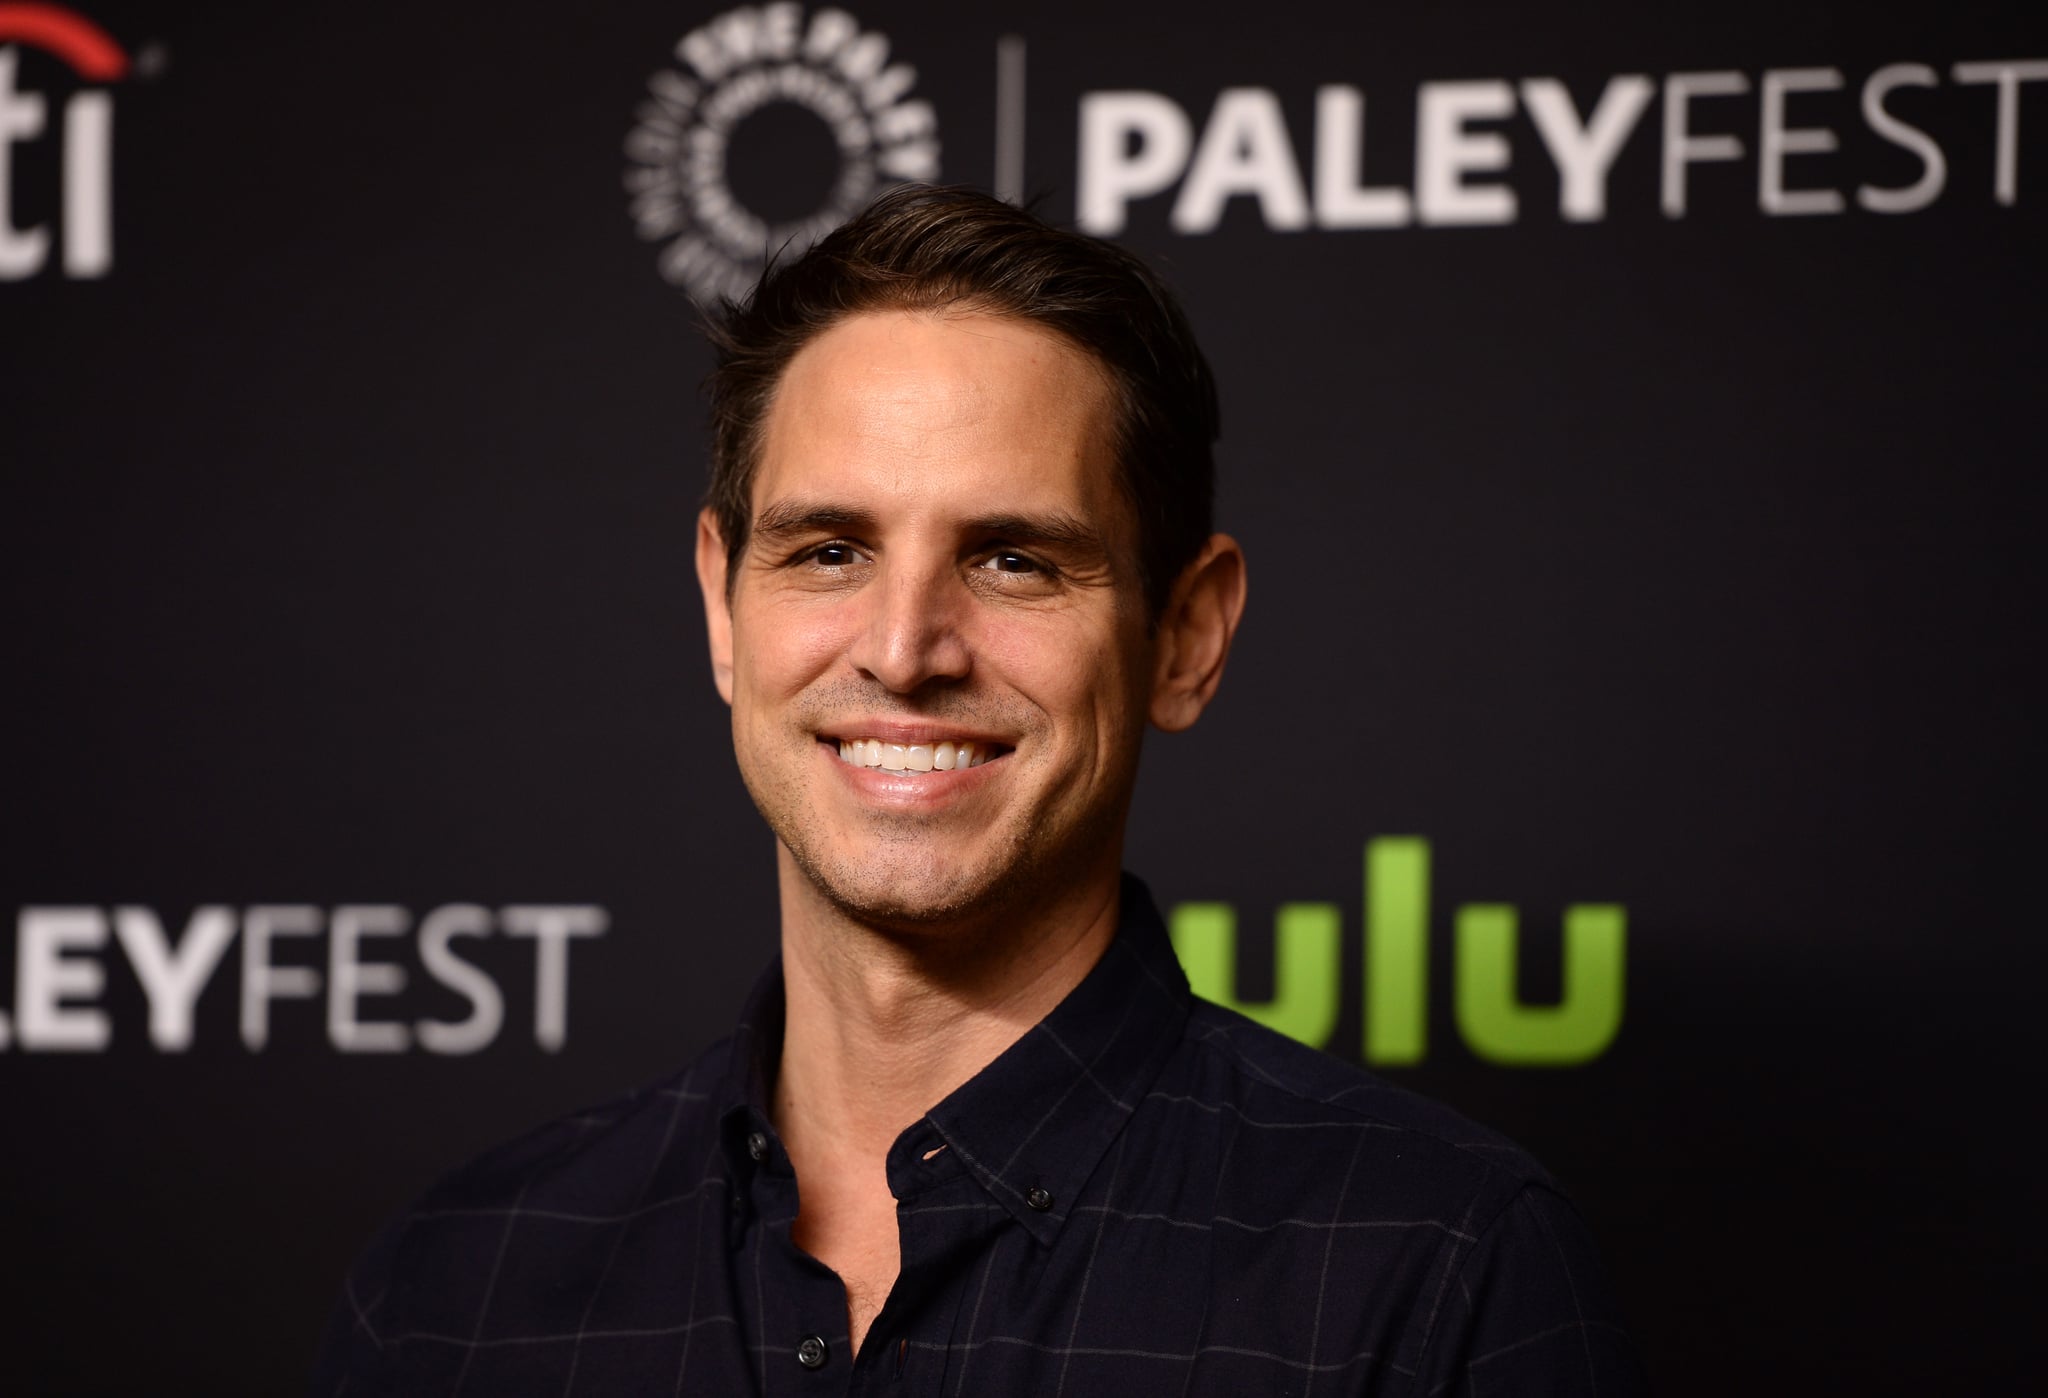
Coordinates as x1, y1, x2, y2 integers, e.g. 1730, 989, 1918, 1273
314, 186, 1644, 1394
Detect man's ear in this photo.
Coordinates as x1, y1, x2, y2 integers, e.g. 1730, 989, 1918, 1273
1149, 533, 1248, 733
695, 507, 736, 705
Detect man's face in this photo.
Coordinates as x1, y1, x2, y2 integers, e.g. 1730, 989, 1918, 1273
707, 309, 1154, 931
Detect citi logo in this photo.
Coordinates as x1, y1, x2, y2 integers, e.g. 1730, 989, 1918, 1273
0, 2, 127, 280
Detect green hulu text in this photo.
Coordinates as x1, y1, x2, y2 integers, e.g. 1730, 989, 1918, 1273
1169, 837, 1626, 1066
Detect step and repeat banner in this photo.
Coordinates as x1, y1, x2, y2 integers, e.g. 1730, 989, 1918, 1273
4, 1, 2041, 1391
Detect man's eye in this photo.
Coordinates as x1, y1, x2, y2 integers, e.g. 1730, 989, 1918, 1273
981, 552, 1040, 574
807, 543, 862, 567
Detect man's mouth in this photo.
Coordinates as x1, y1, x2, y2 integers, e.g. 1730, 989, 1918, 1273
829, 737, 1009, 773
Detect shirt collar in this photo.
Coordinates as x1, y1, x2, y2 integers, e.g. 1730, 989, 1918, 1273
716, 874, 1193, 1245
920, 874, 1193, 1244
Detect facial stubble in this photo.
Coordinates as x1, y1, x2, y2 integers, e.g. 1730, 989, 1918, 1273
738, 687, 1139, 941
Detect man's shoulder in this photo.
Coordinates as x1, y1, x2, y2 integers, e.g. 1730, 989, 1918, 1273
1169, 998, 1557, 1201
1140, 1003, 1642, 1391
311, 1042, 739, 1382
409, 1046, 734, 1222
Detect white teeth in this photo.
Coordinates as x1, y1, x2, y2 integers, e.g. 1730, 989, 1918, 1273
831, 736, 1000, 772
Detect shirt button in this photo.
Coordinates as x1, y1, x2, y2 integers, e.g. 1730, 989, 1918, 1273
795, 1334, 829, 1369
747, 1131, 770, 1163
1026, 1186, 1054, 1212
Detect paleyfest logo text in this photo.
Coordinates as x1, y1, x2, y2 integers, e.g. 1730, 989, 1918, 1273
1078, 59, 2048, 233
625, 4, 939, 304
1, 904, 607, 1054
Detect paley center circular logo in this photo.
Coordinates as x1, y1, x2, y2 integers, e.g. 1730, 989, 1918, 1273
624, 4, 940, 304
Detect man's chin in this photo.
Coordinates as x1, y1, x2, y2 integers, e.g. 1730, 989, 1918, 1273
787, 838, 1031, 935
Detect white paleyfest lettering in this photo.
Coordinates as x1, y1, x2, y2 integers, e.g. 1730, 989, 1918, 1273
15, 908, 111, 1050
1859, 64, 1946, 213
416, 904, 505, 1055
1760, 67, 1846, 216
111, 906, 235, 1051
1952, 60, 2048, 205
328, 905, 411, 1053
1077, 91, 1192, 235
241, 904, 321, 1050
0, 47, 114, 280
1171, 88, 1311, 233
501, 905, 610, 1053
1660, 70, 1749, 218
1416, 80, 1517, 225
1076, 57, 2044, 234
3, 904, 608, 1053
1520, 75, 1655, 222
1312, 86, 1412, 228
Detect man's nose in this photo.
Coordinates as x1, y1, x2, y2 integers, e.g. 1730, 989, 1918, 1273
847, 557, 972, 694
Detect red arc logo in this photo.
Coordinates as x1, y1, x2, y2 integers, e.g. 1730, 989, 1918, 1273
0, 3, 128, 80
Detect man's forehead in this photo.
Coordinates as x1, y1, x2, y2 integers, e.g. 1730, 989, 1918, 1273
778, 306, 1111, 392
749, 309, 1124, 524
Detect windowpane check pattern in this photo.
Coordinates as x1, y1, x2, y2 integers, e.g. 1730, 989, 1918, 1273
314, 877, 1644, 1395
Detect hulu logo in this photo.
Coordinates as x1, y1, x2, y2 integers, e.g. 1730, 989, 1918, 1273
1169, 837, 1626, 1066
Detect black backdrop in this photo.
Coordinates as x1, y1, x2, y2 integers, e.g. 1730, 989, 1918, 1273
3, 1, 2042, 1391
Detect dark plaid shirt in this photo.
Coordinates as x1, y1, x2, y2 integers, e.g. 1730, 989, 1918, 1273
314, 877, 1644, 1395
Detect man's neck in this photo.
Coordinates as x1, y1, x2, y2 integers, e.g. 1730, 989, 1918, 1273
771, 855, 1124, 1162
766, 853, 1124, 1354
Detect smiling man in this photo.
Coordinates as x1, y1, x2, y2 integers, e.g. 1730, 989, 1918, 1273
314, 187, 1643, 1395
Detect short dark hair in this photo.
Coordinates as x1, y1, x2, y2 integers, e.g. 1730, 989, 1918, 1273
704, 185, 1219, 617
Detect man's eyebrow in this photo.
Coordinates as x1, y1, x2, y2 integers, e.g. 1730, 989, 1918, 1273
967, 511, 1110, 554
748, 503, 1110, 555
749, 501, 877, 544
